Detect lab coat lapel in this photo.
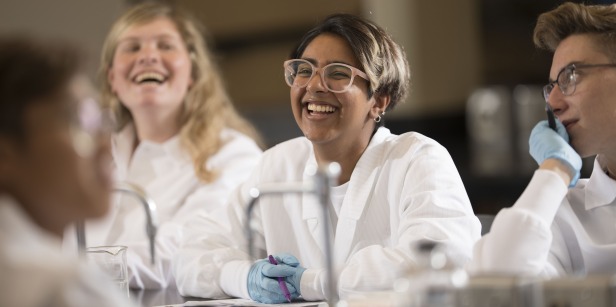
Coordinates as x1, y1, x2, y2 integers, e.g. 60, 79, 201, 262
333, 128, 389, 266
302, 153, 330, 259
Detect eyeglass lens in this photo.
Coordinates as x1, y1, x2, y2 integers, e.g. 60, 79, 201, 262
544, 66, 576, 101
285, 60, 355, 92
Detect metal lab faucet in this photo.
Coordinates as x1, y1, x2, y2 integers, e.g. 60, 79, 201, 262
75, 181, 158, 264
245, 162, 341, 306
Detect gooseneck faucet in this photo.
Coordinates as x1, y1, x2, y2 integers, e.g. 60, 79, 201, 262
245, 162, 341, 306
76, 181, 158, 264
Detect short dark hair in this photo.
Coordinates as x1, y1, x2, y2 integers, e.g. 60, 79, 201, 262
0, 35, 81, 140
290, 13, 410, 112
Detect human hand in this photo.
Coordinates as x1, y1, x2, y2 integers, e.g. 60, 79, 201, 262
271, 253, 306, 298
247, 253, 304, 303
529, 120, 582, 187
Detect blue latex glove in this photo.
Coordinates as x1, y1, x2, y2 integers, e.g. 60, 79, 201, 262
529, 120, 582, 187
272, 253, 306, 298
247, 253, 305, 303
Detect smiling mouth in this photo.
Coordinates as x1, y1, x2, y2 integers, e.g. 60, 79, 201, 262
306, 102, 336, 114
134, 72, 166, 84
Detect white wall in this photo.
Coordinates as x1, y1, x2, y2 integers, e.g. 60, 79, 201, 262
0, 0, 127, 81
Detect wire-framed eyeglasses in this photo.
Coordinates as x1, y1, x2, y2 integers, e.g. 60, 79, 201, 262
543, 63, 616, 102
283, 59, 368, 93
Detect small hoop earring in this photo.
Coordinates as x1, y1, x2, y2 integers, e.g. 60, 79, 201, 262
374, 111, 386, 123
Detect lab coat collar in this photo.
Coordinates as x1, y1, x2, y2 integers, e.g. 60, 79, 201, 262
146, 136, 186, 176
584, 158, 616, 211
112, 123, 188, 177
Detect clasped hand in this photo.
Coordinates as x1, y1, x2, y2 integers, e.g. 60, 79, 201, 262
247, 253, 305, 304
529, 120, 582, 187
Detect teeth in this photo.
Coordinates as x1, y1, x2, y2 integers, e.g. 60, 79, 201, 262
307, 103, 335, 113
135, 72, 165, 83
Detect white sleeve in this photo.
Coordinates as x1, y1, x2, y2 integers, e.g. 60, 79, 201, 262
123, 137, 261, 289
173, 165, 265, 299
467, 169, 569, 276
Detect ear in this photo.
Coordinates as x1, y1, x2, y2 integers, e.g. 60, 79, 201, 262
370, 93, 391, 118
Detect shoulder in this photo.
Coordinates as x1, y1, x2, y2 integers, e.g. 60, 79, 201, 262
371, 128, 450, 158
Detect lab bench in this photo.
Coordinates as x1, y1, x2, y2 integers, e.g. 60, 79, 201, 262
129, 274, 616, 307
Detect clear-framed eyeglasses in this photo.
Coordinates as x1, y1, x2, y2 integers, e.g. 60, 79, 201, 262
283, 59, 368, 93
543, 63, 616, 102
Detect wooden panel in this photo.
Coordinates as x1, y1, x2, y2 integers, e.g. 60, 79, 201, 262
180, 0, 361, 39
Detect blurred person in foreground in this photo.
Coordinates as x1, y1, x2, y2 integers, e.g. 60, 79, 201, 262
174, 13, 481, 303
64, 2, 263, 289
469, 2, 616, 277
0, 36, 134, 306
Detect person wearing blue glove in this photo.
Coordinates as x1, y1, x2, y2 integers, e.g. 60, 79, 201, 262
247, 253, 305, 304
174, 12, 480, 303
469, 2, 616, 277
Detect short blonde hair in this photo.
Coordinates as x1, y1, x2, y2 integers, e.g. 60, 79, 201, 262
534, 2, 616, 60
100, 2, 262, 183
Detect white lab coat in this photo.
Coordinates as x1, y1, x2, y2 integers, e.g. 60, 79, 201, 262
469, 158, 616, 276
0, 196, 134, 307
174, 127, 481, 301
64, 124, 262, 289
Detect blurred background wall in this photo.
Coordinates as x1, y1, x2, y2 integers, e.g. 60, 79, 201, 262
0, 0, 608, 214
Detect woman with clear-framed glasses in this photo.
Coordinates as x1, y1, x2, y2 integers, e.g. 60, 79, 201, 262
469, 2, 616, 277
174, 13, 480, 303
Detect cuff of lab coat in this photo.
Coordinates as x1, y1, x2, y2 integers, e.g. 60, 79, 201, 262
299, 268, 326, 301
515, 169, 568, 224
220, 260, 251, 299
